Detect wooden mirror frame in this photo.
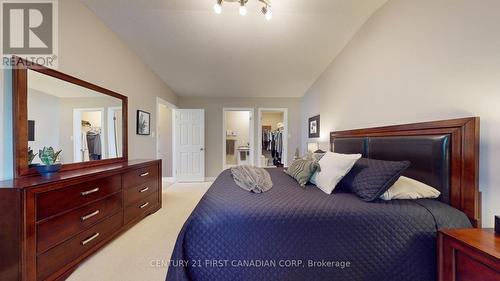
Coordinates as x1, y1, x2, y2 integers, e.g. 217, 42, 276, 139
12, 57, 128, 178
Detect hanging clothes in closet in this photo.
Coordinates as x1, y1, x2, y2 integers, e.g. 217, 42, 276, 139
270, 128, 283, 166
87, 131, 102, 160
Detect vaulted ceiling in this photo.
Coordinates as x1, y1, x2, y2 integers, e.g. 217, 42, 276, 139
82, 0, 387, 97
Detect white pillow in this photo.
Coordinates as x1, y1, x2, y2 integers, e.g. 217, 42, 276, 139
314, 152, 362, 194
380, 176, 441, 200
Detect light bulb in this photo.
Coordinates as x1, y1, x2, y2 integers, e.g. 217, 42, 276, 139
213, 3, 222, 14
265, 9, 272, 21
239, 5, 247, 16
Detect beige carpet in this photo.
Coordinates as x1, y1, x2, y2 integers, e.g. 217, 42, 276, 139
67, 181, 211, 281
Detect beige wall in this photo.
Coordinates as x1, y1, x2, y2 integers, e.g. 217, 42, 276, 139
179, 97, 302, 177
262, 112, 284, 131
226, 111, 250, 148
301, 0, 500, 227
0, 0, 178, 179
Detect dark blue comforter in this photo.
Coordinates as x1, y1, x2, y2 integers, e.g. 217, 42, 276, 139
166, 168, 471, 281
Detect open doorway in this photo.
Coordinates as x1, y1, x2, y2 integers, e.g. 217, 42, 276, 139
257, 108, 288, 167
73, 108, 105, 163
156, 97, 177, 183
223, 108, 254, 169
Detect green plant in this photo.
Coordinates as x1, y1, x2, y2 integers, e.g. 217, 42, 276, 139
28, 147, 38, 164
38, 147, 62, 165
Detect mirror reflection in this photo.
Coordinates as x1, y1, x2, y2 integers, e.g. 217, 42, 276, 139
27, 69, 123, 165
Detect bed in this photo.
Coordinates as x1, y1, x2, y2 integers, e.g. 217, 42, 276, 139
166, 117, 481, 281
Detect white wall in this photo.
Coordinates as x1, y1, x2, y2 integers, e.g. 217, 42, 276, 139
158, 104, 173, 177
0, 0, 178, 179
301, 0, 500, 227
27, 90, 61, 164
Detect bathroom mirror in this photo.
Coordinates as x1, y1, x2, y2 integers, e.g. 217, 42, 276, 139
13, 57, 128, 177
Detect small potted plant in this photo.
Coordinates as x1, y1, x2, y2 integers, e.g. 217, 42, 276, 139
35, 147, 62, 176
28, 147, 38, 168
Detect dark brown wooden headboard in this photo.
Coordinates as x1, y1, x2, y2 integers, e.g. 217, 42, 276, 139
330, 117, 481, 227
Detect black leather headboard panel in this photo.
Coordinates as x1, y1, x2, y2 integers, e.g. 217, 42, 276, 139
333, 135, 451, 203
368, 136, 451, 203
332, 137, 368, 157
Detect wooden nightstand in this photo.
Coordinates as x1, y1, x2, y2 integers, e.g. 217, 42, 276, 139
438, 228, 500, 281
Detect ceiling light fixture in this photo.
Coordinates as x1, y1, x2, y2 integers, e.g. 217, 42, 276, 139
262, 5, 272, 21
213, 0, 272, 20
213, 0, 223, 14
239, 0, 247, 16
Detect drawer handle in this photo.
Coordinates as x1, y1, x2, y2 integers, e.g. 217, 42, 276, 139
81, 210, 100, 222
140, 172, 150, 177
81, 233, 100, 246
140, 202, 149, 209
81, 188, 99, 196
139, 187, 149, 193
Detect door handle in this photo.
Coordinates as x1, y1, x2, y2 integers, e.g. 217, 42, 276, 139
200, 148, 204, 151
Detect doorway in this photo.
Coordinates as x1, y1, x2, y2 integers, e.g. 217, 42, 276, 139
257, 108, 288, 167
73, 108, 105, 163
223, 108, 254, 169
156, 97, 177, 183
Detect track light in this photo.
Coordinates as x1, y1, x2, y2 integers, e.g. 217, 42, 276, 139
213, 0, 222, 14
262, 6, 272, 21
213, 0, 271, 20
239, 1, 247, 16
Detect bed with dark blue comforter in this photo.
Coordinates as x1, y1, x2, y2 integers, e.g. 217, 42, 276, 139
166, 168, 471, 281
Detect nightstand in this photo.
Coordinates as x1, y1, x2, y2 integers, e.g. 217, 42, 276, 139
438, 228, 500, 281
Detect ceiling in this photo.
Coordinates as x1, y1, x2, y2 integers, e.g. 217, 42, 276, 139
82, 0, 387, 97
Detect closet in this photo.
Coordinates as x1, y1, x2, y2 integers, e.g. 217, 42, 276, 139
260, 111, 285, 167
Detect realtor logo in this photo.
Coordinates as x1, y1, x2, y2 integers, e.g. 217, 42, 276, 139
1, 0, 58, 68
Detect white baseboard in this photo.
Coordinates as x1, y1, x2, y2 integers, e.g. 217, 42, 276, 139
162, 177, 175, 182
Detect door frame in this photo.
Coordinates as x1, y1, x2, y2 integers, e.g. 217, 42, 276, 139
156, 97, 177, 183
106, 106, 122, 159
222, 108, 255, 170
73, 107, 105, 163
257, 108, 288, 167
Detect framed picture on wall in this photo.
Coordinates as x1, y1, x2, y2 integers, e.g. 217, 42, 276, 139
137, 110, 151, 135
308, 115, 320, 138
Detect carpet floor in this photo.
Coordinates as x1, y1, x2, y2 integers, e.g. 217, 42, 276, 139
67, 181, 212, 281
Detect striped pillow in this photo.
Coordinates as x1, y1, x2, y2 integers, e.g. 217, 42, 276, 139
285, 159, 320, 187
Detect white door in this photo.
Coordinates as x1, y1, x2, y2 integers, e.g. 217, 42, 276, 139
175, 109, 205, 182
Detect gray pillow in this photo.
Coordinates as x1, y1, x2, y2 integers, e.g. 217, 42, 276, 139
338, 158, 410, 201
285, 159, 320, 187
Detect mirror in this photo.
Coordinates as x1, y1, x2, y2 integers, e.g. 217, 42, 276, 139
27, 69, 123, 165
12, 57, 128, 178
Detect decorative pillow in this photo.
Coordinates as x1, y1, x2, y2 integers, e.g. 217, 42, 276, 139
302, 151, 326, 162
314, 152, 362, 194
380, 176, 441, 200
339, 158, 410, 201
312, 151, 326, 162
285, 159, 320, 187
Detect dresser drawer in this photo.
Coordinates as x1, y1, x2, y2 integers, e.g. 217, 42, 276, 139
455, 251, 499, 281
123, 164, 159, 190
124, 193, 159, 225
37, 212, 123, 280
37, 193, 122, 254
124, 179, 159, 207
36, 175, 122, 220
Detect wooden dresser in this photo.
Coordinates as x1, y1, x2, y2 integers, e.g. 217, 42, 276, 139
0, 159, 162, 281
438, 228, 500, 281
